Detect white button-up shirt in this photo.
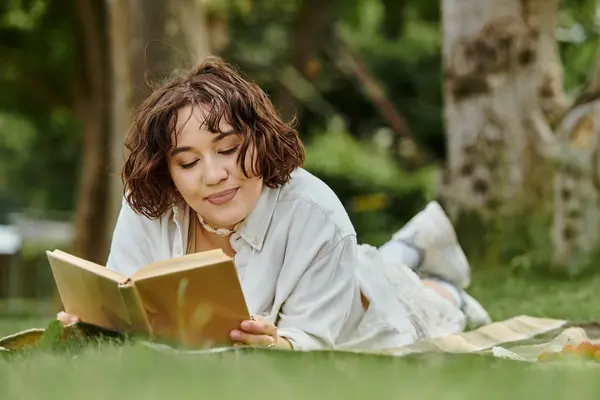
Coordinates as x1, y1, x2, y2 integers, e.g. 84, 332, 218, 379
106, 168, 416, 351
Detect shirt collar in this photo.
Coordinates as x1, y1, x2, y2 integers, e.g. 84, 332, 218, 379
236, 185, 280, 251
172, 200, 187, 224
171, 185, 280, 252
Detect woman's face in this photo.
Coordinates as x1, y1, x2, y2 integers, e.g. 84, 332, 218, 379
168, 104, 263, 229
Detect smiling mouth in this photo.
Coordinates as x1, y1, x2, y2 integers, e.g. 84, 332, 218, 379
205, 188, 239, 205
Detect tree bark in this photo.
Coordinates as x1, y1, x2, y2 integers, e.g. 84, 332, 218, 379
106, 0, 171, 230
441, 0, 561, 220
71, 0, 111, 265
523, 0, 567, 125
106, 0, 133, 235
552, 55, 600, 268
169, 0, 213, 65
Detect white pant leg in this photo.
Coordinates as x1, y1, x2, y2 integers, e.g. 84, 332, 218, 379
356, 244, 466, 344
378, 239, 421, 270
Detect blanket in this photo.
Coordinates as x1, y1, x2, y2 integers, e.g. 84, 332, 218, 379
386, 315, 568, 356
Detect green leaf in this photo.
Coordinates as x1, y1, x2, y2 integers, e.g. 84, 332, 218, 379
38, 320, 64, 350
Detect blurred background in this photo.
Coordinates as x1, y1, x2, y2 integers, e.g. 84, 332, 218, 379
1, 0, 600, 319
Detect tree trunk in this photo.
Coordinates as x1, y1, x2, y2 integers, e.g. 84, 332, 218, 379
106, 0, 170, 230
71, 0, 111, 265
552, 52, 600, 269
441, 0, 561, 220
169, 0, 213, 65
524, 0, 567, 125
106, 0, 133, 236
106, 0, 214, 231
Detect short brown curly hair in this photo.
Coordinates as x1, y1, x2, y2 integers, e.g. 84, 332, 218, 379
121, 56, 305, 219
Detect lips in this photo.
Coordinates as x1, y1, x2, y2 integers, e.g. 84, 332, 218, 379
205, 188, 239, 205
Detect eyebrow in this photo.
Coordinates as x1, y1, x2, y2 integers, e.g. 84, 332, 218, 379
170, 146, 192, 157
211, 129, 238, 143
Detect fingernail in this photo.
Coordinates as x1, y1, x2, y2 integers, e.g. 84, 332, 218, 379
241, 321, 252, 330
230, 330, 241, 340
69, 316, 79, 324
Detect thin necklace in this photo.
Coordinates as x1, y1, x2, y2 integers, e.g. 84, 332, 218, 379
197, 214, 242, 237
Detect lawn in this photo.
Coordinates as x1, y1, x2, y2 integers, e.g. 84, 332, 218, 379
1, 269, 600, 400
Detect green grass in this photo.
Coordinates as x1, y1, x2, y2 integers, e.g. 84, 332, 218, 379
1, 269, 600, 400
4, 345, 600, 400
470, 269, 600, 322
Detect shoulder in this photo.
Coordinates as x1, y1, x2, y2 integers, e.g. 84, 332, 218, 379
107, 196, 173, 271
275, 168, 355, 239
115, 196, 168, 232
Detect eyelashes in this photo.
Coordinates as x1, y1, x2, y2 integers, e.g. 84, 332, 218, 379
218, 145, 239, 155
179, 146, 239, 170
180, 160, 198, 170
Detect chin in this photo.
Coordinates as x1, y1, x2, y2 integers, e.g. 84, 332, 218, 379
214, 218, 244, 230
204, 208, 245, 229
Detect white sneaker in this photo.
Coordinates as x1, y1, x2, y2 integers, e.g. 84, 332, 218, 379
461, 291, 492, 329
390, 201, 471, 289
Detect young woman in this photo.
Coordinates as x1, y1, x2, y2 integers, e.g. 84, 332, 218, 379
58, 57, 490, 351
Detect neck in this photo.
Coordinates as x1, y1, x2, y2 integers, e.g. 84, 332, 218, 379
197, 214, 242, 237
202, 219, 235, 231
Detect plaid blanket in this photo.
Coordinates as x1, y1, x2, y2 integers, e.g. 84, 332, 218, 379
383, 315, 600, 362
385, 315, 568, 356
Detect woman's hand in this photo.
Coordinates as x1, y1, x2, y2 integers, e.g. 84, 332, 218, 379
56, 311, 80, 326
230, 315, 292, 350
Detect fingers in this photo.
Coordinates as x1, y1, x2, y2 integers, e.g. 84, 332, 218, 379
230, 330, 275, 347
239, 318, 277, 337
230, 315, 277, 347
56, 311, 79, 326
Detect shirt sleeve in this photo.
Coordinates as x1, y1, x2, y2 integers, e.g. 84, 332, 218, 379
105, 197, 154, 274
275, 205, 363, 351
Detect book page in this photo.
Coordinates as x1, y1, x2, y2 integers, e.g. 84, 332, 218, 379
133, 259, 249, 348
48, 250, 126, 282
46, 250, 133, 333
131, 249, 231, 281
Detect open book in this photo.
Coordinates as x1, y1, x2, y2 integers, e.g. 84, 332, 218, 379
46, 249, 250, 349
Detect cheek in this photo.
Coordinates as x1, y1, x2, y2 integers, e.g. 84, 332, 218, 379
243, 177, 263, 201
228, 154, 250, 179
169, 168, 196, 196
238, 146, 258, 177
243, 154, 254, 173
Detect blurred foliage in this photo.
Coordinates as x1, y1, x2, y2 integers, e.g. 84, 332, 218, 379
0, 0, 599, 261
303, 117, 437, 244
0, 0, 80, 220
557, 0, 600, 95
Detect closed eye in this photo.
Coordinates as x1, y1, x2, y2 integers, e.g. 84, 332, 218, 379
219, 146, 239, 155
180, 160, 198, 170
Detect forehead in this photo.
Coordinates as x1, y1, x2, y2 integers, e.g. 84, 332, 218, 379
173, 103, 233, 139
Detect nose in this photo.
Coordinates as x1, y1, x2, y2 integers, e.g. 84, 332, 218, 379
202, 157, 228, 185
